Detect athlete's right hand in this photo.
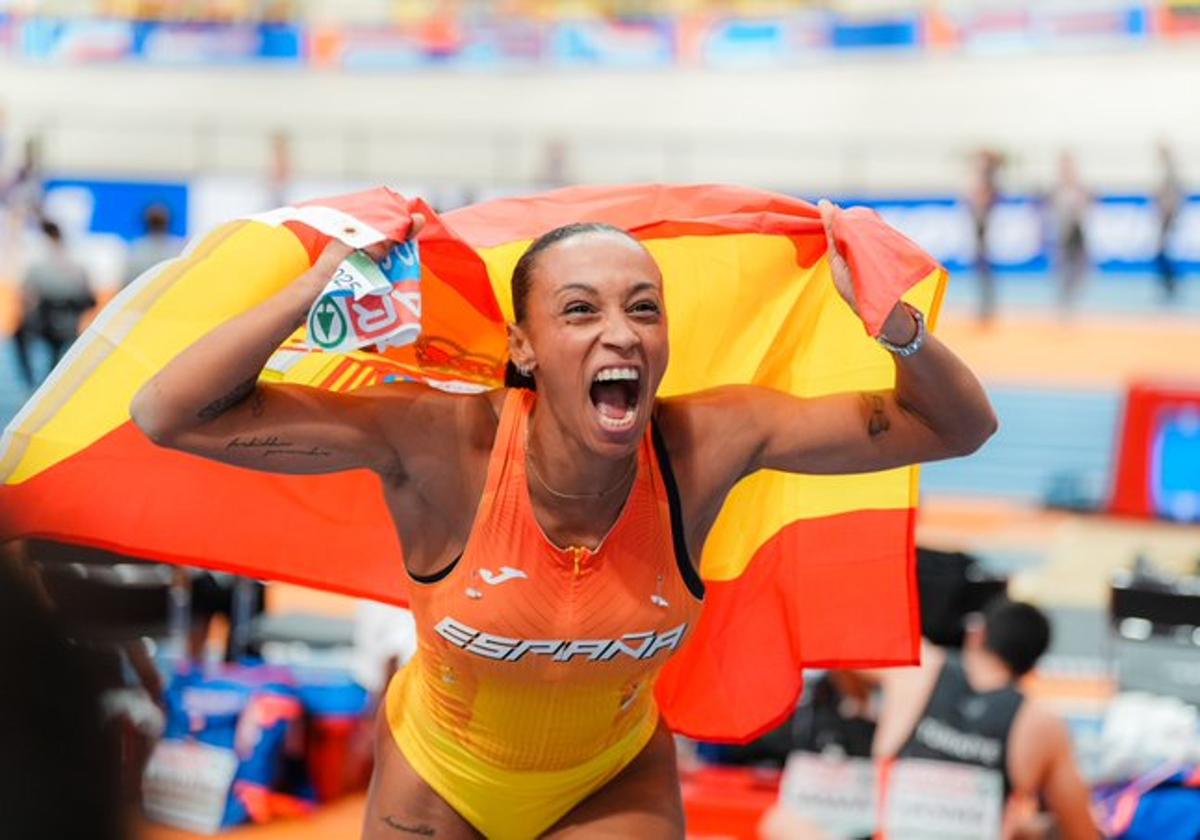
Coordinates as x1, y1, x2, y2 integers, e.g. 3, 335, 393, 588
313, 212, 428, 277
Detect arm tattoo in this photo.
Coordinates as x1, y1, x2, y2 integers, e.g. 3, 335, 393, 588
863, 394, 891, 438
227, 435, 332, 458
381, 817, 436, 836
197, 376, 257, 422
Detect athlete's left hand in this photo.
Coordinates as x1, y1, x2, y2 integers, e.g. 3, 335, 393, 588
819, 198, 918, 344
818, 199, 859, 317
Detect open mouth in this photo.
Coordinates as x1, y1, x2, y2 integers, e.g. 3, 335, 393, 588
589, 367, 641, 432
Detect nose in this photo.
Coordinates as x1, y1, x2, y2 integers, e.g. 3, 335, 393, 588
600, 311, 639, 353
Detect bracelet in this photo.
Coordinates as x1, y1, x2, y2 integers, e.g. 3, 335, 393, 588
875, 303, 926, 357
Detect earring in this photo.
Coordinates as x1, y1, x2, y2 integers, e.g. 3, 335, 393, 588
517, 362, 534, 377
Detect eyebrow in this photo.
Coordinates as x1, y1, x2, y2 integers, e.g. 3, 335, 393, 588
556, 283, 598, 296
625, 282, 660, 297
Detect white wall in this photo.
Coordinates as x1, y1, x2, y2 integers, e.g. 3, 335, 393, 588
1, 43, 1198, 193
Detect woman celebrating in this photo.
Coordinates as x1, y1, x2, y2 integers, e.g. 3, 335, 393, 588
131, 200, 996, 839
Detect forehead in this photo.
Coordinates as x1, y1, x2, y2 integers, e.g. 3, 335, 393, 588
533, 233, 662, 294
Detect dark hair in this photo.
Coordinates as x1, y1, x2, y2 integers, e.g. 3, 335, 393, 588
39, 219, 62, 242
981, 598, 1051, 677
505, 221, 639, 389
144, 204, 171, 234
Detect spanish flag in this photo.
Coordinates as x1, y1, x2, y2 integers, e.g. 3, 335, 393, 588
0, 184, 945, 742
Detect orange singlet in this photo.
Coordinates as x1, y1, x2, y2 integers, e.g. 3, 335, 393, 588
386, 388, 705, 838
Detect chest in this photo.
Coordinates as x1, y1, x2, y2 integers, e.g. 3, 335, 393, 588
415, 536, 700, 683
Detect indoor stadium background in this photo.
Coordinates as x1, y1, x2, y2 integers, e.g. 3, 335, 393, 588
1, 1, 1199, 838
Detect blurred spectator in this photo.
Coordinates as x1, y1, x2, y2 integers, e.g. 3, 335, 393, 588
1052, 150, 1090, 313
861, 599, 1096, 838
968, 148, 1003, 323
122, 204, 184, 288
0, 550, 124, 840
0, 135, 45, 223
1154, 141, 1183, 302
14, 219, 96, 390
268, 130, 293, 209
188, 572, 266, 662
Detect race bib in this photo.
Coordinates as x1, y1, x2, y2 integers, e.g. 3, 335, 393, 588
142, 739, 239, 834
883, 758, 1004, 840
306, 240, 422, 353
779, 752, 878, 838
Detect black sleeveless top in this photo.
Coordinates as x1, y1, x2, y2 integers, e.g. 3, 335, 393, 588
897, 653, 1024, 796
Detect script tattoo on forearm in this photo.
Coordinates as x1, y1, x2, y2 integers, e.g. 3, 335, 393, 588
381, 817, 436, 836
863, 394, 891, 437
226, 435, 332, 458
197, 376, 257, 422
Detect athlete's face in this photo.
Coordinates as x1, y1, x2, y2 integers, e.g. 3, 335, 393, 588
510, 233, 669, 457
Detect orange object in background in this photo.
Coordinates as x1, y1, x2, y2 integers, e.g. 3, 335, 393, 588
682, 765, 781, 840
0, 282, 20, 336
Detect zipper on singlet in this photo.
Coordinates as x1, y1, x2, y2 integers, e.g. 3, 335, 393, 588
568, 546, 588, 576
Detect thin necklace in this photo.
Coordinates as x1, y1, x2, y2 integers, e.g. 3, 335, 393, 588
526, 442, 638, 501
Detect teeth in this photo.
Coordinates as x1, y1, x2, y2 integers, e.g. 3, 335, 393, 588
594, 367, 640, 383
598, 408, 637, 430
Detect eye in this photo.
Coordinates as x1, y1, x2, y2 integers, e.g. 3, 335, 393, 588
563, 301, 595, 316
630, 300, 661, 316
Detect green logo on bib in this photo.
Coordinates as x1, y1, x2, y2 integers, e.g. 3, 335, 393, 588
310, 298, 349, 349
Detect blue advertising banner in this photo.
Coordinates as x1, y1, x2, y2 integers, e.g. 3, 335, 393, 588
827, 194, 1199, 275
20, 17, 135, 61
694, 16, 825, 68
830, 14, 921, 50
550, 18, 674, 69
130, 21, 302, 64
20, 18, 301, 63
43, 178, 188, 241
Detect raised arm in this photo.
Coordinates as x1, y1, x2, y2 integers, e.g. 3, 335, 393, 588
667, 200, 997, 485
130, 221, 435, 478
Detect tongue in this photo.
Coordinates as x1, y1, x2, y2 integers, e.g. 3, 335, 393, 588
591, 381, 632, 419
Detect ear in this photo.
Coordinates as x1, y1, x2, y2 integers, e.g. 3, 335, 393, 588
507, 322, 536, 373
963, 616, 986, 651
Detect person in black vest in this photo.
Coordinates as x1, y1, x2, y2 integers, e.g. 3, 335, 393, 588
867, 598, 1095, 838
764, 598, 1096, 839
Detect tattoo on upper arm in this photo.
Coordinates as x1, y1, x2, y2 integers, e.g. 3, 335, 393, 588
863, 394, 891, 437
197, 376, 257, 422
226, 435, 332, 458
381, 817, 436, 836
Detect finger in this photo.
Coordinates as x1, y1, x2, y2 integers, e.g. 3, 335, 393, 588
355, 242, 385, 263
817, 199, 837, 247
408, 212, 427, 239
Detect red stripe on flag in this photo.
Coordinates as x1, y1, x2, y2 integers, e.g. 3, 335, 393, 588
656, 507, 919, 743
0, 422, 410, 604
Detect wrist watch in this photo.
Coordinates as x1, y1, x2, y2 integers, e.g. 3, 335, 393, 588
875, 302, 926, 357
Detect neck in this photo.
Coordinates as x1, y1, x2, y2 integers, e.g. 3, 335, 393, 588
526, 400, 637, 501
962, 647, 1015, 692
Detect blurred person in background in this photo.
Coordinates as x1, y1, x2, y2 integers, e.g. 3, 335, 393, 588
968, 148, 1004, 324
1154, 141, 1183, 302
0, 135, 45, 225
1051, 150, 1090, 314
14, 218, 96, 390
767, 598, 1096, 839
0, 551, 124, 840
122, 203, 183, 288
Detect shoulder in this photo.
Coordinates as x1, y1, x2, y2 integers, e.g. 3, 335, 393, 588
653, 386, 766, 455
361, 383, 504, 463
